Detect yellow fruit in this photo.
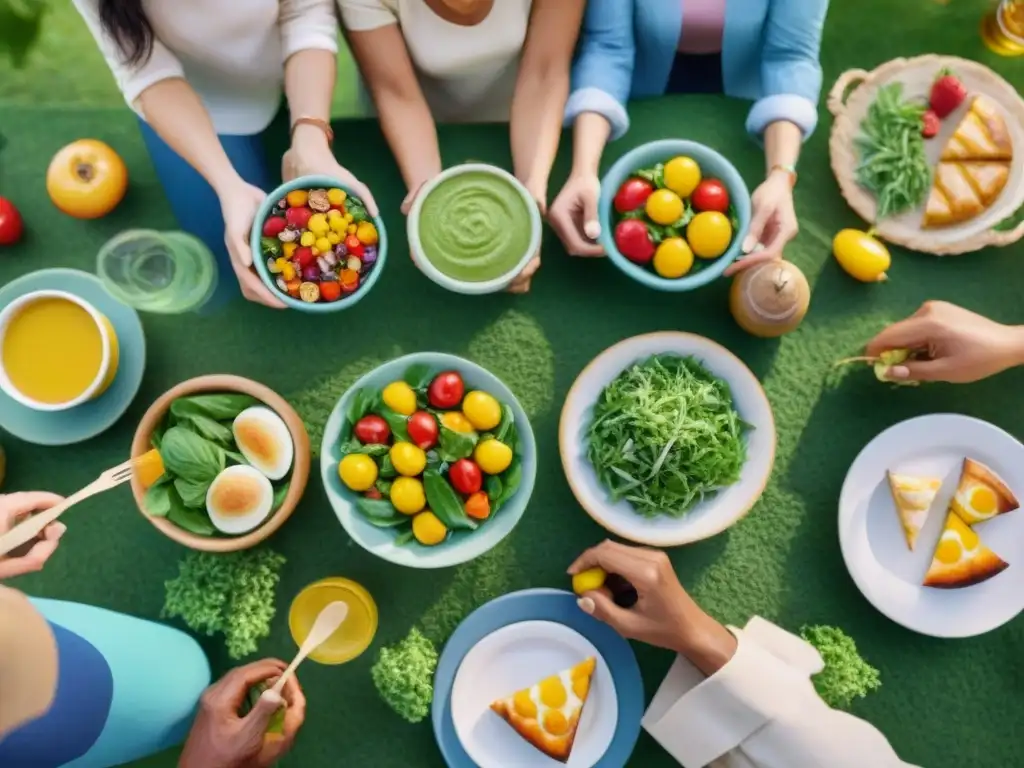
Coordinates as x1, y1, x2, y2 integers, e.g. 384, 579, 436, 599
356, 221, 378, 246
327, 188, 346, 206
330, 216, 347, 234
315, 237, 332, 254
382, 381, 417, 415
390, 442, 427, 477
282, 242, 298, 259
327, 208, 343, 220
307, 213, 329, 236
663, 156, 702, 198
339, 454, 378, 492
299, 231, 316, 247
832, 229, 890, 282
412, 511, 448, 545
652, 237, 694, 278
686, 211, 732, 259
286, 189, 308, 207
327, 231, 341, 245
135, 448, 165, 489
344, 213, 354, 223
391, 477, 426, 515
572, 567, 607, 595
474, 439, 513, 475
645, 189, 684, 226
462, 391, 501, 431
441, 412, 475, 434
347, 224, 357, 235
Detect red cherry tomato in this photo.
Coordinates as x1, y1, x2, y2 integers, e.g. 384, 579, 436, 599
690, 179, 730, 213
285, 206, 313, 229
0, 197, 24, 245
449, 459, 482, 495
613, 219, 655, 264
428, 371, 465, 409
344, 235, 365, 258
465, 491, 491, 520
262, 216, 287, 238
319, 281, 342, 302
293, 246, 316, 267
613, 178, 654, 214
364, 487, 383, 500
354, 414, 390, 444
407, 410, 439, 450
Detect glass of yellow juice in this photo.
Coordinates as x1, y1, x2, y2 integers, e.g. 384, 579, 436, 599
0, 291, 120, 411
288, 577, 378, 665
982, 0, 1024, 55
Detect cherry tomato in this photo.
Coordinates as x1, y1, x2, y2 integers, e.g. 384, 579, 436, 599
428, 371, 465, 409
690, 179, 730, 213
449, 459, 482, 495
344, 234, 365, 258
285, 206, 313, 229
354, 414, 390, 444
613, 178, 654, 214
407, 410, 439, 450
262, 216, 287, 238
364, 487, 383, 500
465, 491, 491, 520
613, 219, 655, 264
0, 198, 23, 246
319, 281, 342, 302
294, 246, 316, 268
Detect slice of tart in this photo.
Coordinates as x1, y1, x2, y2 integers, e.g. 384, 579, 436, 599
887, 471, 942, 550
940, 94, 1013, 162
922, 161, 1009, 228
923, 511, 1008, 589
949, 458, 1020, 525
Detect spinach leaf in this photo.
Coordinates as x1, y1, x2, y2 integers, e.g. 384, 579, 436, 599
347, 388, 376, 426
170, 394, 258, 422
425, 450, 441, 471
438, 426, 477, 463
498, 458, 522, 507
354, 497, 408, 528
494, 404, 515, 444
485, 474, 503, 502
178, 412, 234, 447
224, 449, 248, 466
378, 404, 410, 443
175, 477, 211, 509
167, 490, 216, 536
143, 476, 173, 517
160, 427, 225, 483
375, 478, 393, 496
423, 469, 476, 531
378, 455, 397, 479
151, 415, 169, 451
403, 364, 433, 390
271, 481, 290, 513
353, 443, 389, 458
394, 529, 416, 547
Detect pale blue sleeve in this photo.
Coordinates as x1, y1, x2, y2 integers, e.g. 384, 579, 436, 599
745, 0, 829, 141
563, 0, 635, 141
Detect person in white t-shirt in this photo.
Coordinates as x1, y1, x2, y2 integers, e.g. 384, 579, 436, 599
337, 0, 586, 293
70, 0, 376, 309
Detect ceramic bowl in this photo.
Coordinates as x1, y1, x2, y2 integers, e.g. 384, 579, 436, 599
130, 374, 311, 552
320, 352, 537, 568
251, 174, 387, 312
599, 139, 752, 291
407, 164, 542, 295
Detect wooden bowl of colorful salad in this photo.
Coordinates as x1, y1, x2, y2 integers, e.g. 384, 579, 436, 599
320, 352, 537, 568
599, 140, 751, 291
251, 175, 387, 311
130, 375, 311, 552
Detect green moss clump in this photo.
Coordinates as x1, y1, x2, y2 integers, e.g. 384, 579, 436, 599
801, 625, 881, 710
371, 628, 438, 723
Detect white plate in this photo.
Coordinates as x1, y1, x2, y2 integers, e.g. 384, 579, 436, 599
839, 414, 1024, 638
559, 332, 776, 546
450, 620, 616, 768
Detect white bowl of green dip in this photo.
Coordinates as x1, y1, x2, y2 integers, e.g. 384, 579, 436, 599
408, 164, 542, 294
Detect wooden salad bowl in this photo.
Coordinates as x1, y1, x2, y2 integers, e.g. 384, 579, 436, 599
130, 374, 310, 552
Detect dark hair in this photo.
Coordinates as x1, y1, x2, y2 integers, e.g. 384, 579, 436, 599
99, 0, 155, 67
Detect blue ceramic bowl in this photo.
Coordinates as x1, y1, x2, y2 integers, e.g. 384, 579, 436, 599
320, 352, 537, 569
599, 139, 751, 292
250, 174, 387, 312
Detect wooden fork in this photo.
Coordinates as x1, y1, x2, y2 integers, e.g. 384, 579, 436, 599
0, 459, 137, 559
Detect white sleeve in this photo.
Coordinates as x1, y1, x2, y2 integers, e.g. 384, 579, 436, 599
336, 0, 398, 31
642, 618, 918, 768
279, 0, 340, 59
69, 0, 185, 109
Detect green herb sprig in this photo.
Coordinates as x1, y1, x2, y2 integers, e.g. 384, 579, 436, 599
801, 625, 882, 709
370, 627, 438, 723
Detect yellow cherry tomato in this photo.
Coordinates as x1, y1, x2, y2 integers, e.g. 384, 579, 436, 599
686, 211, 733, 259
474, 439, 513, 475
327, 188, 347, 206
391, 477, 426, 515
832, 229, 891, 282
327, 208, 343, 220
339, 454, 378, 491
390, 442, 427, 477
286, 189, 308, 207
382, 381, 417, 415
653, 237, 695, 279
327, 231, 341, 245
307, 213, 329, 237
462, 391, 501, 431
347, 224, 357, 235
315, 237, 332, 254
413, 511, 448, 545
299, 231, 316, 247
645, 189, 684, 226
282, 241, 298, 258
330, 216, 347, 234
441, 412, 475, 434
663, 156, 702, 198
356, 221, 378, 246
572, 567, 607, 595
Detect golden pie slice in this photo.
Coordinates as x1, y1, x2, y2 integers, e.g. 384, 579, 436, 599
923, 511, 1008, 589
887, 471, 942, 550
490, 657, 596, 763
940, 95, 1013, 162
923, 162, 1009, 228
950, 458, 1020, 525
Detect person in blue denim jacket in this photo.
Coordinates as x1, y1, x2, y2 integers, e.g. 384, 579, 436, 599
548, 0, 829, 275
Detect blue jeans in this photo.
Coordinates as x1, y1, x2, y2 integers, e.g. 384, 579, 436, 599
137, 119, 275, 310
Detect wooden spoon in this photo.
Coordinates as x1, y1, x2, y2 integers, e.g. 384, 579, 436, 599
270, 601, 349, 695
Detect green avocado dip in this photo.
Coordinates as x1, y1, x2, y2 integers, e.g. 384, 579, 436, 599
417, 171, 533, 282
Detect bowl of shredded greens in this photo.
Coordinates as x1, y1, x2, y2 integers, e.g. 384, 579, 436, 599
559, 333, 776, 546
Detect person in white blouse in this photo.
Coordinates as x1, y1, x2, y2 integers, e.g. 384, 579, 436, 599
70, 0, 376, 309
569, 540, 917, 768
336, 0, 586, 293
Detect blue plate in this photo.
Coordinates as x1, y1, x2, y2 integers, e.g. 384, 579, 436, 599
432, 589, 644, 767
0, 269, 146, 446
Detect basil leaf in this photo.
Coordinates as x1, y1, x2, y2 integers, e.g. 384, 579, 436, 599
170, 394, 258, 422
424, 469, 476, 531
271, 481, 290, 513
175, 477, 211, 509
143, 478, 172, 517
378, 404, 410, 443
355, 497, 407, 528
167, 490, 216, 536
403, 363, 432, 391
438, 426, 477, 463
494, 405, 515, 444
179, 412, 234, 447
160, 427, 225, 483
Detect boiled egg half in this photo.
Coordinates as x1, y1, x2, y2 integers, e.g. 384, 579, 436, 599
233, 406, 293, 481
206, 464, 274, 535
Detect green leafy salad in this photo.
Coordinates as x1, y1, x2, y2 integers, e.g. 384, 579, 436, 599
586, 355, 748, 518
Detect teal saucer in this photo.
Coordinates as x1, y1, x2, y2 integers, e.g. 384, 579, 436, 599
0, 269, 146, 446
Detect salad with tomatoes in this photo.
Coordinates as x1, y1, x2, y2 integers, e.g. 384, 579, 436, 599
612, 155, 738, 279
336, 364, 523, 547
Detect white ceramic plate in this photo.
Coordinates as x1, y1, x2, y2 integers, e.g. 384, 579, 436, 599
839, 414, 1024, 638
450, 620, 616, 768
559, 332, 776, 546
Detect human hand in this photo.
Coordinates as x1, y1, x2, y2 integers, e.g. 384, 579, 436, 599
548, 173, 604, 257
220, 180, 286, 309
0, 492, 67, 580
865, 301, 1024, 383
282, 129, 379, 217
568, 540, 736, 675
180, 659, 306, 768
726, 170, 798, 277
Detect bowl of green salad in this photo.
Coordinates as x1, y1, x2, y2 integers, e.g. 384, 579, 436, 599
559, 332, 776, 546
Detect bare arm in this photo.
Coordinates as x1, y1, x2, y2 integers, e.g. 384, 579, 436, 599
569, 112, 612, 179
762, 120, 803, 180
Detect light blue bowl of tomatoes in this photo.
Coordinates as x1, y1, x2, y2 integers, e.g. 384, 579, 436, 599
599, 140, 751, 292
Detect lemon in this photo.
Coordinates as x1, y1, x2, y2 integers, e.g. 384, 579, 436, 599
390, 477, 426, 515
572, 567, 607, 595
832, 229, 890, 282
686, 211, 733, 259
653, 237, 695, 278
663, 156, 702, 198
645, 189, 684, 226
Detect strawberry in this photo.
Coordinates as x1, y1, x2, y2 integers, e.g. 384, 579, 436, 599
929, 71, 967, 119
921, 110, 941, 139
